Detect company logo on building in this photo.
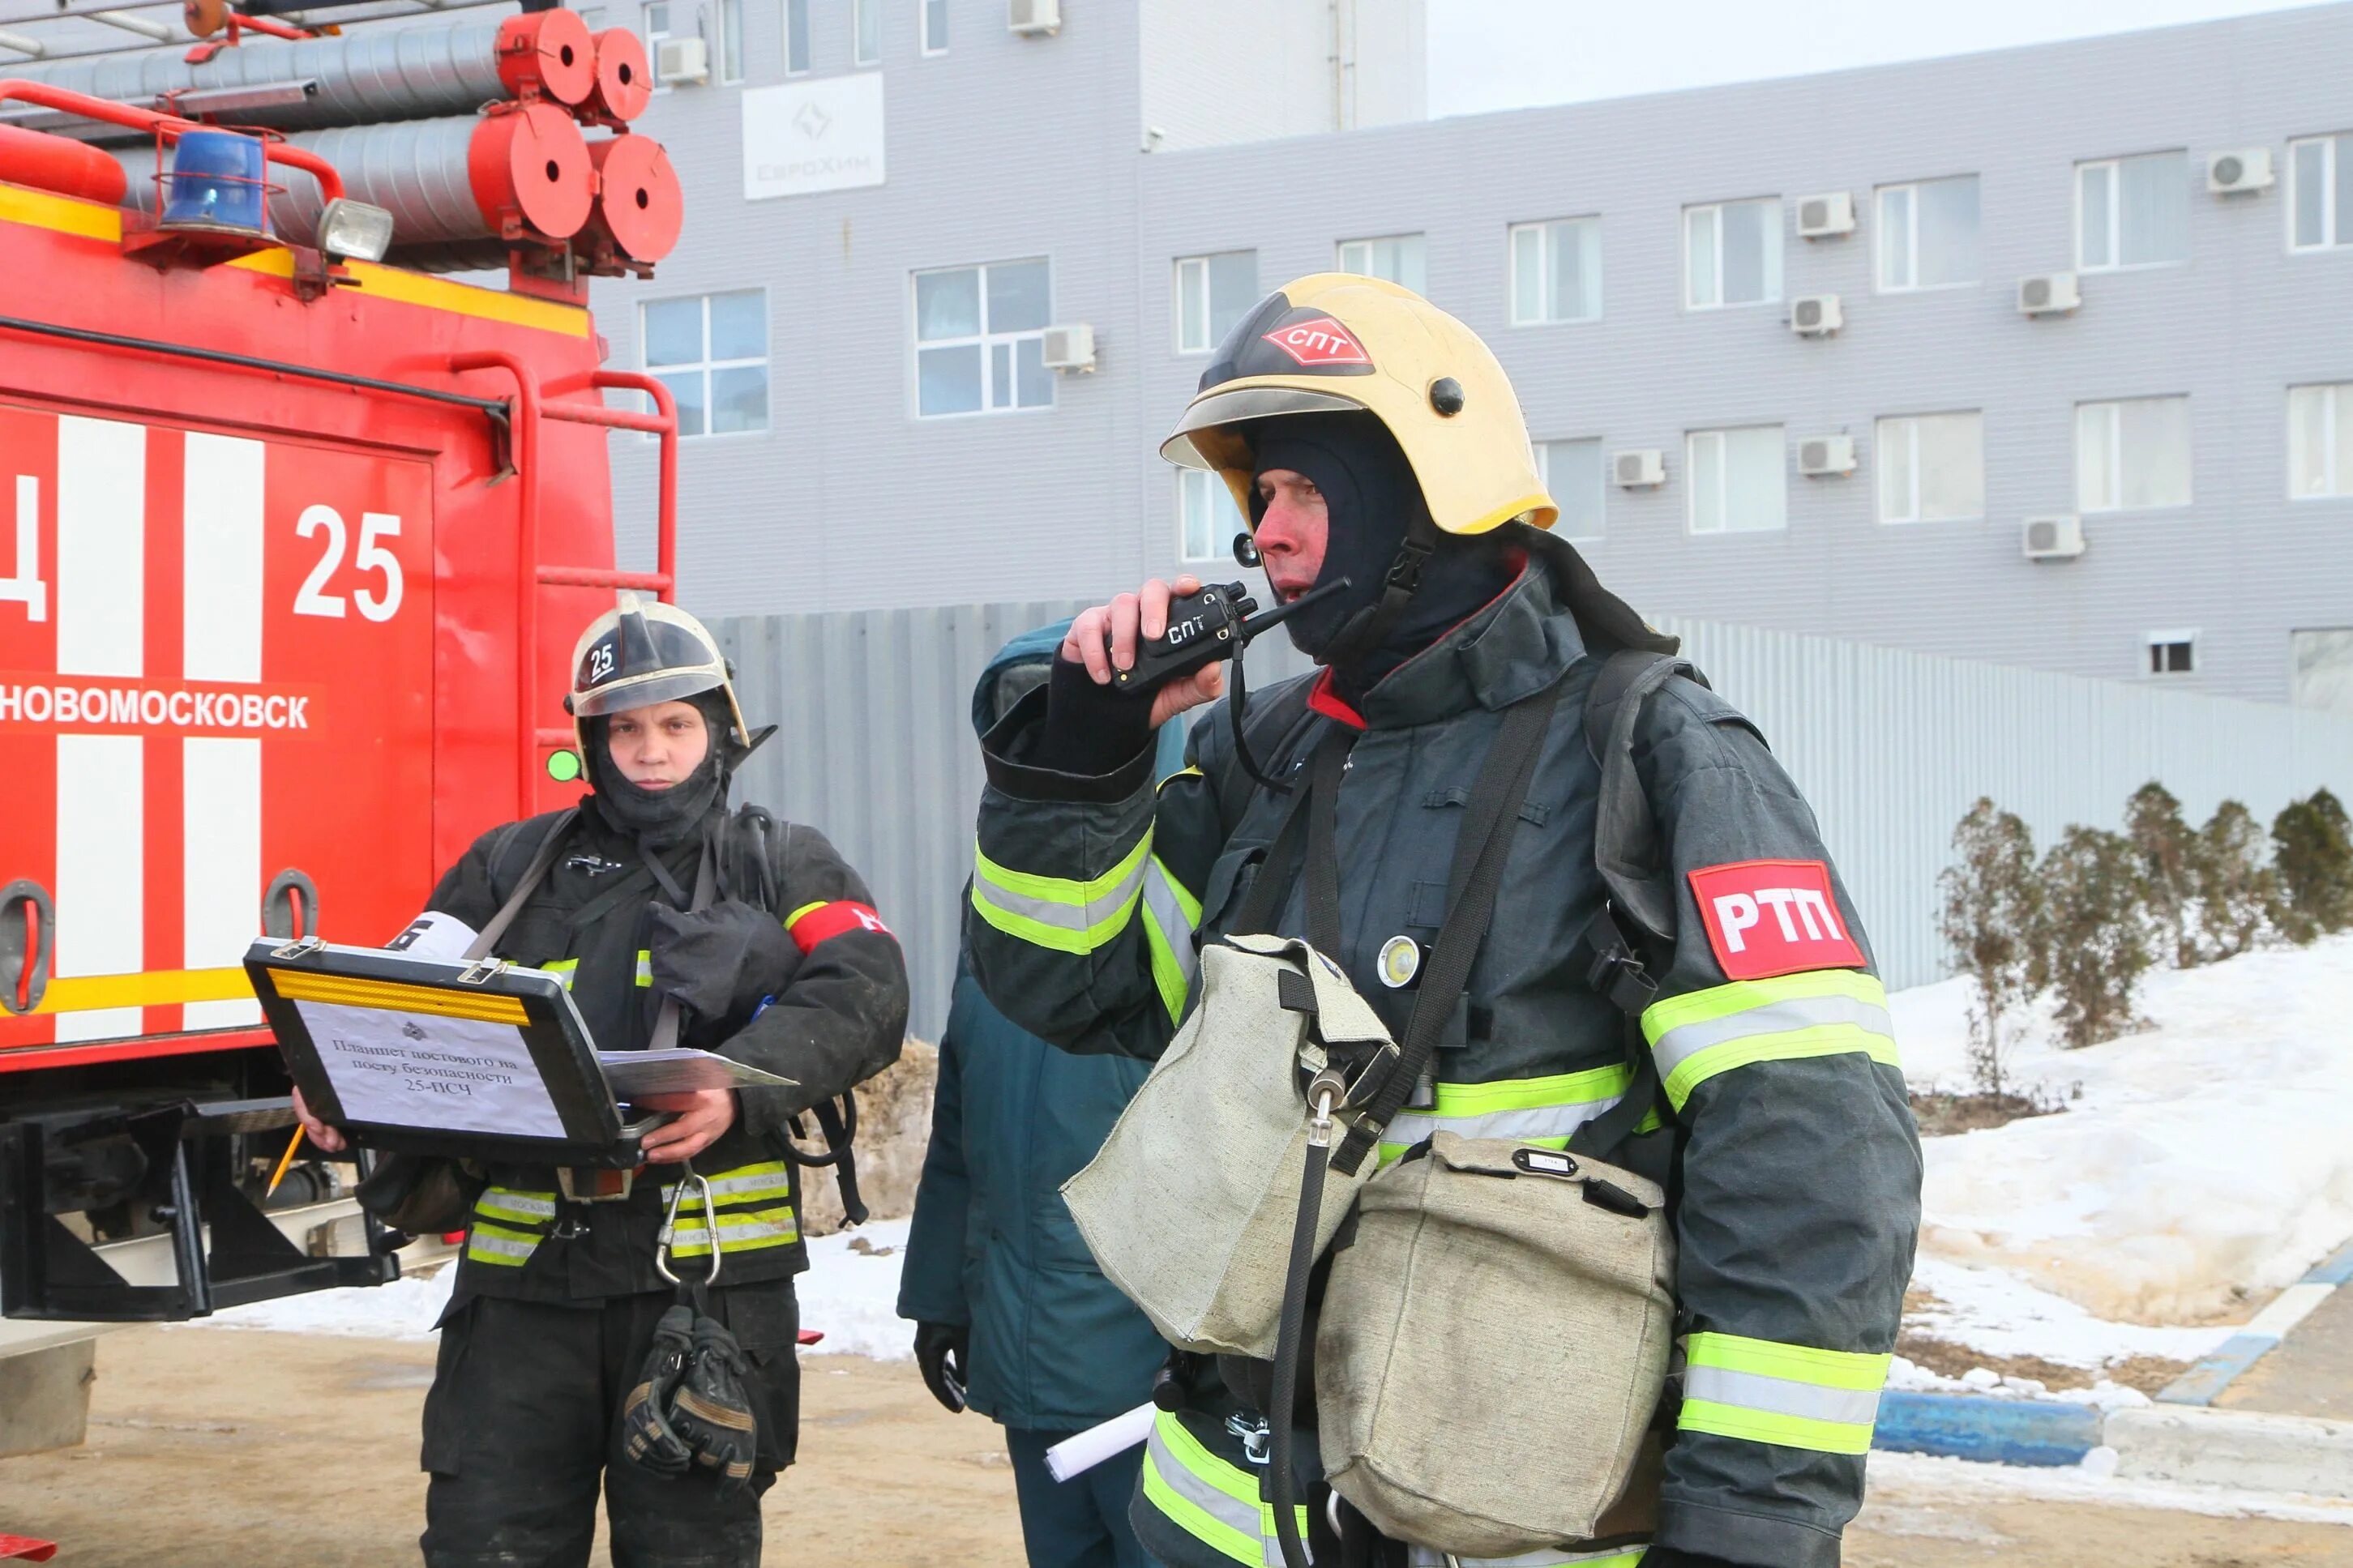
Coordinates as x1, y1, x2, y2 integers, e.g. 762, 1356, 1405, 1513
744, 75, 887, 201
1688, 859, 1863, 980
793, 101, 832, 140
1261, 316, 1371, 367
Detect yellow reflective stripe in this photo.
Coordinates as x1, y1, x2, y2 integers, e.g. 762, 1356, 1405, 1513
474, 1190, 557, 1227
1686, 1332, 1891, 1391
1676, 1398, 1876, 1456
1141, 1412, 1305, 1568
1141, 895, 1191, 1028
635, 950, 652, 988
665, 1207, 801, 1255
1426, 1064, 1633, 1115
1641, 970, 1897, 1109
679, 1161, 793, 1202
1679, 1332, 1889, 1455
1158, 763, 1204, 790
465, 1222, 543, 1266
1141, 1444, 1261, 1565
540, 959, 578, 993
786, 900, 827, 927
970, 831, 1153, 955
1150, 1410, 1257, 1506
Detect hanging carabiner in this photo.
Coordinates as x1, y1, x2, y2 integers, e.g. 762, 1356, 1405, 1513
654, 1165, 722, 1286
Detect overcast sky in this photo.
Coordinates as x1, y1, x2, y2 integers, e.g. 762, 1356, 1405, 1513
1427, 0, 2334, 117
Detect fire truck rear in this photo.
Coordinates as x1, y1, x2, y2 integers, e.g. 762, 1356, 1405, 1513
0, 0, 683, 1471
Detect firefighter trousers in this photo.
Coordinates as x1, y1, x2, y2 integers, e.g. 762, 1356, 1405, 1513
418, 1283, 802, 1568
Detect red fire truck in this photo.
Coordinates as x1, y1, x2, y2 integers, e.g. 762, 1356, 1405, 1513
0, 0, 680, 1382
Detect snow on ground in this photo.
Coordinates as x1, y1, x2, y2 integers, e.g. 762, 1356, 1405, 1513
180, 1219, 918, 1357
1863, 1449, 2353, 1527
1894, 933, 2353, 1329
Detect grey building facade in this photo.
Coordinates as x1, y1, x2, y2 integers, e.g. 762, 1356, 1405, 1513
600, 0, 2353, 709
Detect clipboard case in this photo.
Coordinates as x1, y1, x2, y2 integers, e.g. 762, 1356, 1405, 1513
246, 936, 652, 1169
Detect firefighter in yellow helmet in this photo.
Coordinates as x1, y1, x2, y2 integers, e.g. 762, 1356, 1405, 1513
964, 277, 1921, 1568
297, 592, 911, 1568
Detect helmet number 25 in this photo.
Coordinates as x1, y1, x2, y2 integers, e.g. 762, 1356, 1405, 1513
293, 505, 404, 623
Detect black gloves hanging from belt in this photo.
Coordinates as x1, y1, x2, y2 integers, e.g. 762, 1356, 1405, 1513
616, 1169, 764, 1491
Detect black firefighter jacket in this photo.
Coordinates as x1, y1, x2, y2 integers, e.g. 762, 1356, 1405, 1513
965, 541, 1923, 1568
421, 800, 909, 1305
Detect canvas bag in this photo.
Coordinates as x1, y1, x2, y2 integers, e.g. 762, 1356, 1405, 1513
1316, 1134, 1675, 1555
1061, 930, 1396, 1357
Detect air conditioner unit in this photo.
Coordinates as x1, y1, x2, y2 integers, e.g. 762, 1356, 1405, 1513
1613, 449, 1665, 489
1790, 293, 1842, 335
1040, 323, 1095, 373
2207, 147, 2274, 194
1008, 0, 1061, 36
655, 36, 708, 84
2017, 272, 2080, 315
1795, 191, 1855, 239
1798, 434, 1855, 476
2023, 515, 2086, 561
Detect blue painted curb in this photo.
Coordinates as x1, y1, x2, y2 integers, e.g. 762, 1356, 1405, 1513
1872, 1391, 2103, 1468
2156, 1235, 2353, 1406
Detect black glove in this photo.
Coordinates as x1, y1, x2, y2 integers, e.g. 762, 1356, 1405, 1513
616, 1304, 697, 1478
645, 898, 797, 1039
913, 1320, 969, 1413
670, 1313, 761, 1491
1030, 653, 1155, 776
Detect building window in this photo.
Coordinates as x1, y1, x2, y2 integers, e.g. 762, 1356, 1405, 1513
1687, 426, 1786, 534
2291, 134, 2351, 251
717, 0, 743, 83
579, 6, 605, 26
2077, 152, 2188, 271
2292, 628, 2353, 714
2077, 396, 2191, 512
2290, 383, 2353, 498
643, 0, 670, 88
1876, 411, 1983, 523
1684, 199, 1781, 310
1178, 470, 1245, 563
853, 0, 879, 64
1876, 175, 1979, 291
1173, 250, 1259, 355
1337, 233, 1426, 295
1509, 218, 1602, 324
914, 259, 1053, 417
921, 0, 947, 53
786, 0, 810, 72
643, 290, 768, 438
1536, 438, 1604, 540
2146, 631, 2197, 677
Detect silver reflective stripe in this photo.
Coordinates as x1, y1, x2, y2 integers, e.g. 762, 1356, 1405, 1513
465, 1231, 538, 1261
976, 845, 1153, 937
1380, 1099, 1622, 1150
481, 1191, 557, 1220
1405, 1545, 1649, 1567
1144, 1421, 1287, 1567
1649, 993, 1893, 1082
1683, 1364, 1884, 1427
1141, 862, 1201, 989
665, 1173, 792, 1201
667, 1219, 798, 1244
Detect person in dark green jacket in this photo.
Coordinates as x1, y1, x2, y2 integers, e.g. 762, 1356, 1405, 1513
898, 621, 1179, 1568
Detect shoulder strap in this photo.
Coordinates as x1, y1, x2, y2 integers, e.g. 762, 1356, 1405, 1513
1226, 722, 1346, 938
462, 809, 580, 961
1583, 651, 1706, 948
644, 835, 717, 1054
1213, 677, 1318, 834
1330, 677, 1567, 1176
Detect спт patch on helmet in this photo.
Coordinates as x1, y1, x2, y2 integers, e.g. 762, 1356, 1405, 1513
566, 591, 750, 750
1161, 274, 1558, 539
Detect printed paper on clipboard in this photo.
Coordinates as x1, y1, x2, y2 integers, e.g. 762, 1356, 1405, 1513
599, 1049, 798, 1098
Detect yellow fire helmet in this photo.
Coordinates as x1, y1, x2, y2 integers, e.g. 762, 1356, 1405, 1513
1160, 273, 1556, 536
564, 591, 751, 750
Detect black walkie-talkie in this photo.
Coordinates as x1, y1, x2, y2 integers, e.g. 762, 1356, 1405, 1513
1108, 577, 1350, 697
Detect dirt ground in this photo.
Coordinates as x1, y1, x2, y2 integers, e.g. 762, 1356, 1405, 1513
3, 1327, 2351, 1567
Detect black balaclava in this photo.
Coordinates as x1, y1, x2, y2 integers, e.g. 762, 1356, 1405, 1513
582, 687, 741, 848
1249, 411, 1520, 699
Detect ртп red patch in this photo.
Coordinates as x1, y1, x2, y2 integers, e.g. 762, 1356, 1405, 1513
1688, 859, 1863, 981
1261, 316, 1372, 367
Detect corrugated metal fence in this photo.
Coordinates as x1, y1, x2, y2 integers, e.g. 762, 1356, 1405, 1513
716, 606, 2353, 1040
